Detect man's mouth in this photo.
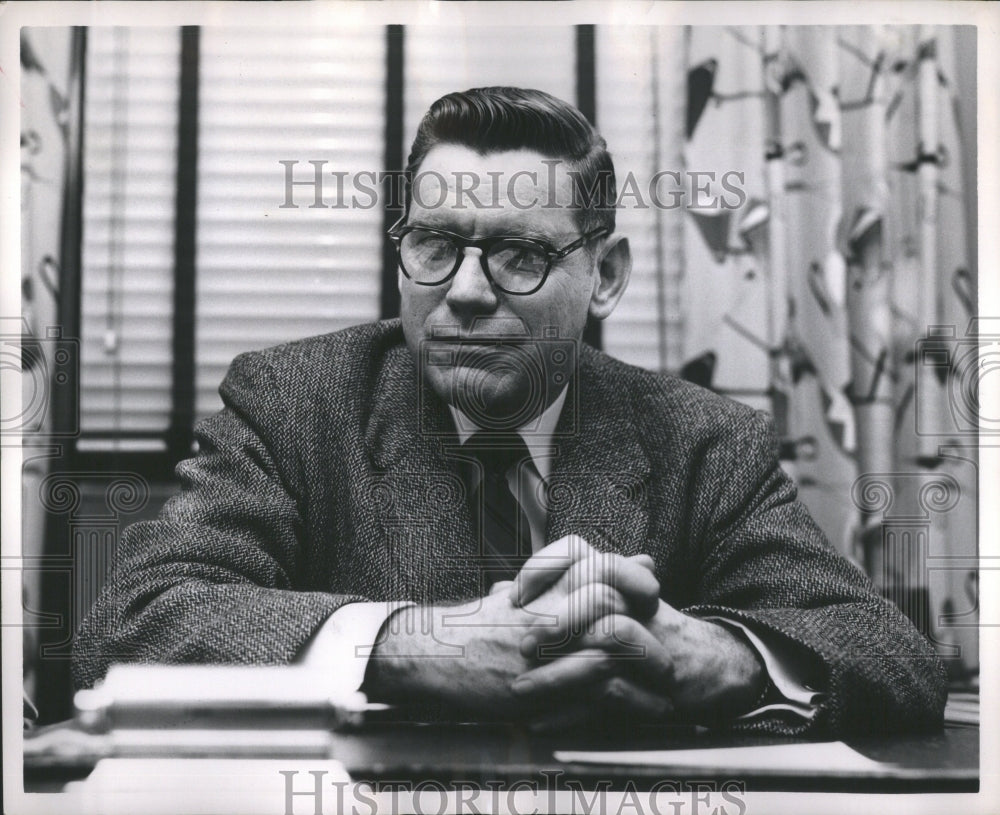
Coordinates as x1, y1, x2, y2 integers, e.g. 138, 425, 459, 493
429, 317, 531, 343
430, 337, 532, 346
424, 337, 539, 361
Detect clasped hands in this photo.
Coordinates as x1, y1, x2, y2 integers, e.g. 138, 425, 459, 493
505, 535, 765, 730
366, 535, 765, 730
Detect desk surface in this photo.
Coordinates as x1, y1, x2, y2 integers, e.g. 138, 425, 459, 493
330, 723, 978, 793
25, 721, 978, 794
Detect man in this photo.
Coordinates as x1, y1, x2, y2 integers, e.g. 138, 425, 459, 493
73, 87, 946, 735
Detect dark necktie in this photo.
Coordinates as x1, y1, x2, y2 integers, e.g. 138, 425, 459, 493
464, 431, 534, 588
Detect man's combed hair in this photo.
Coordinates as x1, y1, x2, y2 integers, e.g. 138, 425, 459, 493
405, 86, 617, 234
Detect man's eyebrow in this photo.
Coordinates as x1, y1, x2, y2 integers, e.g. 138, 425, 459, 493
406, 219, 447, 231
409, 220, 564, 244
490, 225, 561, 242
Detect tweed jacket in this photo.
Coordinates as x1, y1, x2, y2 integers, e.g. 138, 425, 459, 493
72, 319, 946, 735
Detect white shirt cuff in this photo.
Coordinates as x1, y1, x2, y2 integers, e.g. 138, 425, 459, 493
706, 617, 824, 721
295, 601, 415, 696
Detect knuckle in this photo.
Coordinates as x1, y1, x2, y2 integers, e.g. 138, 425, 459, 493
603, 552, 624, 584
575, 553, 600, 586
609, 615, 645, 649
602, 676, 628, 702
596, 582, 619, 610
640, 571, 661, 599
609, 613, 636, 636
592, 652, 614, 677
607, 589, 628, 616
637, 564, 659, 590
568, 534, 592, 559
592, 554, 616, 590
586, 614, 614, 642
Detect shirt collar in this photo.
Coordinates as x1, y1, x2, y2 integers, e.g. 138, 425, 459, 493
449, 387, 567, 483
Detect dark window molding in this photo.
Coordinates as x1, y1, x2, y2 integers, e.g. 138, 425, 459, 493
167, 26, 200, 461
379, 25, 405, 320
55, 27, 87, 440
576, 24, 602, 351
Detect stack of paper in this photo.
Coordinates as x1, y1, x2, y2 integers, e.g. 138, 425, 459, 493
555, 741, 891, 774
944, 692, 979, 726
73, 664, 386, 732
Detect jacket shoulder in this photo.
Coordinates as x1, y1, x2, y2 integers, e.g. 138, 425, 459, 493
211, 319, 408, 435
581, 345, 762, 427
232, 319, 404, 375
579, 345, 778, 470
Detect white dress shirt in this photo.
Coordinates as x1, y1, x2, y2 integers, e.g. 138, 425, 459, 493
298, 390, 821, 720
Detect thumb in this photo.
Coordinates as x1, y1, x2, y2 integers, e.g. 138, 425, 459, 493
509, 534, 592, 607
489, 580, 514, 596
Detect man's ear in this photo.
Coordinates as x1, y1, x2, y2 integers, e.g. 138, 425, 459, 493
397, 267, 404, 293
589, 234, 632, 320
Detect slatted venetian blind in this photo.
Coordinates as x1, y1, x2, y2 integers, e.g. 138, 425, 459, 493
194, 27, 386, 420
78, 26, 619, 438
79, 27, 180, 441
398, 24, 582, 371
597, 27, 687, 373
403, 27, 576, 172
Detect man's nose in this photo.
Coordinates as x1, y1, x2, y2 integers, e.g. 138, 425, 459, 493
445, 246, 498, 311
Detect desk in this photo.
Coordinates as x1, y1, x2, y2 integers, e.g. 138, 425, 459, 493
25, 721, 978, 795
329, 723, 978, 793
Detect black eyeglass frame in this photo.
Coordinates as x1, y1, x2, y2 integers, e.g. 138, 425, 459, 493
387, 216, 609, 296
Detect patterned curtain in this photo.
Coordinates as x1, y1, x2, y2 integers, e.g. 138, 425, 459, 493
20, 27, 81, 721
674, 25, 977, 678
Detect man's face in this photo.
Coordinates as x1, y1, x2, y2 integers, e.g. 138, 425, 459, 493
400, 145, 601, 426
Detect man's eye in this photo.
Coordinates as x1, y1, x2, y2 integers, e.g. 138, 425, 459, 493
492, 246, 546, 276
413, 235, 454, 258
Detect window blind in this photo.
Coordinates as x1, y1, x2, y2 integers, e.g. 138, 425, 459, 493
597, 27, 687, 373
195, 27, 387, 421
404, 27, 575, 158
79, 27, 180, 438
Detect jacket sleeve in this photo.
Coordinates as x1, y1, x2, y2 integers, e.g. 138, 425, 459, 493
683, 409, 948, 736
71, 351, 365, 690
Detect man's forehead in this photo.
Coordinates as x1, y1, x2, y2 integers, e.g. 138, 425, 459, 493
410, 145, 580, 232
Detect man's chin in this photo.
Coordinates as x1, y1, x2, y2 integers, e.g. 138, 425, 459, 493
432, 366, 542, 429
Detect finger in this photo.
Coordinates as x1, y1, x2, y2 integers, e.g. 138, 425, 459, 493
576, 614, 676, 688
566, 553, 660, 620
511, 648, 617, 697
489, 580, 514, 596
568, 552, 659, 600
595, 675, 674, 720
509, 534, 592, 607
520, 583, 629, 658
513, 654, 675, 721
629, 553, 656, 574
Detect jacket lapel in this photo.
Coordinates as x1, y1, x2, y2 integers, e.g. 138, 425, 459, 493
363, 347, 481, 602
545, 349, 651, 558
362, 343, 652, 599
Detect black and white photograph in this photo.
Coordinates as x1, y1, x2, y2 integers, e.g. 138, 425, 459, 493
3, 2, 996, 814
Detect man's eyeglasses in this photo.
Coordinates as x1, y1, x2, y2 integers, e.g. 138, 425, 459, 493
388, 217, 608, 295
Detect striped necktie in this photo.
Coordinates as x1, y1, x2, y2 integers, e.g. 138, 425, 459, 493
464, 431, 534, 588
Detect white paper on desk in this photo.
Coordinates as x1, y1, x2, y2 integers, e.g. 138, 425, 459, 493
78, 664, 371, 710
555, 741, 889, 773
64, 759, 351, 815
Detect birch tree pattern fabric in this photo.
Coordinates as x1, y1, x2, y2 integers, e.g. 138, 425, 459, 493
607, 25, 976, 676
